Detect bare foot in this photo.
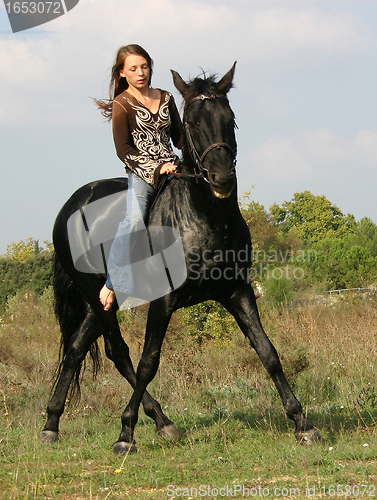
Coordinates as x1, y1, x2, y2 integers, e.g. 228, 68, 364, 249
99, 284, 115, 311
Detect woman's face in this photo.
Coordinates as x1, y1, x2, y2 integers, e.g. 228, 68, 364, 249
119, 54, 150, 91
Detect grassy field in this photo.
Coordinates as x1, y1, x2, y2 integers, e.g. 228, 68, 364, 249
0, 289, 376, 499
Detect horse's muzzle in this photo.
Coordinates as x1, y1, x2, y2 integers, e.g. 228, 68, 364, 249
209, 169, 236, 199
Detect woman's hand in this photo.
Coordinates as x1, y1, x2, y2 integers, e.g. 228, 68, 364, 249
160, 162, 177, 175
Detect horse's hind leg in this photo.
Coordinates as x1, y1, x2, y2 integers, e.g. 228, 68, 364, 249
223, 284, 324, 445
102, 319, 183, 441
40, 309, 102, 443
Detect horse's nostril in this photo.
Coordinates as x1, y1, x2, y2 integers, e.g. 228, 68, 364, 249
210, 171, 235, 187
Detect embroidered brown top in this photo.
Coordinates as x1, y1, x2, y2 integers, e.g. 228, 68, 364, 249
112, 89, 183, 188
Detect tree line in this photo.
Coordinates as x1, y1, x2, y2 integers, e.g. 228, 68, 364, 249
242, 190, 377, 304
0, 238, 53, 308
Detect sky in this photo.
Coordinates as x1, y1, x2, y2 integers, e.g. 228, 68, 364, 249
1, 0, 377, 255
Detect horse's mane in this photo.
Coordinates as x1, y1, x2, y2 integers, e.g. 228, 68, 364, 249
184, 73, 226, 103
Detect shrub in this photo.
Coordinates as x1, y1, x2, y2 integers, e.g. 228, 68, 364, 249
0, 253, 53, 309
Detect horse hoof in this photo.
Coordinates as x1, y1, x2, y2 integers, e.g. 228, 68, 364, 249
157, 424, 184, 441
113, 441, 137, 455
40, 430, 59, 444
296, 428, 325, 446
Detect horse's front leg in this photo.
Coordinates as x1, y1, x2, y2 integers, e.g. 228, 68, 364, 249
113, 299, 173, 455
222, 284, 324, 445
102, 323, 183, 441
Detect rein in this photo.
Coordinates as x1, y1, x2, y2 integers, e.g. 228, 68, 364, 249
177, 94, 237, 183
170, 171, 205, 180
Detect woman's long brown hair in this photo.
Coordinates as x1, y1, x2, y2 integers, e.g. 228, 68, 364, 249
94, 44, 154, 120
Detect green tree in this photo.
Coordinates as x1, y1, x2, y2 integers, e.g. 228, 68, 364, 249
270, 191, 356, 243
302, 237, 377, 290
240, 195, 302, 284
0, 239, 54, 308
240, 191, 377, 297
262, 268, 296, 307
5, 238, 53, 262
351, 217, 377, 257
241, 199, 281, 251
181, 301, 239, 346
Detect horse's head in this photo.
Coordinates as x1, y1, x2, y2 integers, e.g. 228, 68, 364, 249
171, 63, 237, 199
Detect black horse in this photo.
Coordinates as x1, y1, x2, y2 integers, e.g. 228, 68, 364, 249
40, 64, 323, 453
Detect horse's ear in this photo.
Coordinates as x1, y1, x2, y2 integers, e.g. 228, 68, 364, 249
218, 62, 237, 94
171, 70, 189, 97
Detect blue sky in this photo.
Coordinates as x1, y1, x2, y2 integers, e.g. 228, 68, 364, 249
1, 0, 377, 254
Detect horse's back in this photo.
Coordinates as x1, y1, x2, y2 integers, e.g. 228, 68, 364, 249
53, 177, 128, 276
55, 178, 128, 221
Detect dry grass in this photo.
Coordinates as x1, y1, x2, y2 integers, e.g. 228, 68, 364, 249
1, 289, 376, 429
0, 289, 376, 499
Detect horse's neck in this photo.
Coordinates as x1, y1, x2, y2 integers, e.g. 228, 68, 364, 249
157, 175, 239, 229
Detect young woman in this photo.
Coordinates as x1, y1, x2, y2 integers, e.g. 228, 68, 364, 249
96, 45, 183, 311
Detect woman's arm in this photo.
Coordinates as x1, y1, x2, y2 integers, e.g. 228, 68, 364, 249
112, 100, 141, 164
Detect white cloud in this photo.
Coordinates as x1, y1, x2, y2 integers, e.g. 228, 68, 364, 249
0, 0, 373, 126
252, 83, 291, 117
352, 130, 377, 168
206, 2, 373, 65
0, 37, 52, 83
250, 135, 313, 179
251, 8, 371, 56
249, 127, 377, 181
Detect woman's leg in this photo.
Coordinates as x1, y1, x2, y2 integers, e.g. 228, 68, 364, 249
100, 172, 157, 310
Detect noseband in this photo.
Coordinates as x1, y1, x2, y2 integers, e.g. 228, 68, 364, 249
182, 94, 237, 183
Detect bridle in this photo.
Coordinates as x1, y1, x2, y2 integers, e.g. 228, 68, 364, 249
172, 94, 237, 183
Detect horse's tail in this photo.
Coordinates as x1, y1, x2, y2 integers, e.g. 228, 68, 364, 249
53, 253, 101, 401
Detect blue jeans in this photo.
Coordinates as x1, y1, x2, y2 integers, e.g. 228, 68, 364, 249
105, 172, 157, 294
